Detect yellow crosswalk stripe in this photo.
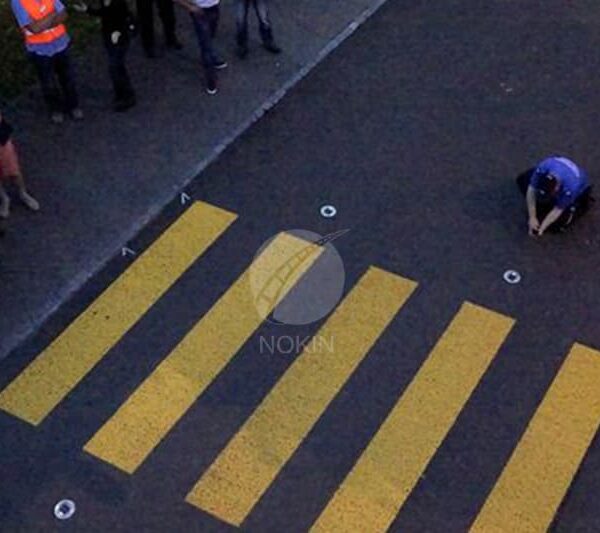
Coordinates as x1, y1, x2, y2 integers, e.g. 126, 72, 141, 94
84, 232, 323, 474
310, 302, 514, 533
186, 267, 417, 527
470, 343, 600, 533
0, 201, 237, 426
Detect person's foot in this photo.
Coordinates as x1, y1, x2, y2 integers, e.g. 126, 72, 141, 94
70, 108, 84, 121
206, 79, 218, 95
214, 60, 228, 70
144, 47, 157, 58
236, 44, 248, 59
0, 196, 10, 219
50, 111, 64, 124
18, 190, 40, 212
113, 95, 136, 112
166, 38, 183, 50
263, 41, 282, 54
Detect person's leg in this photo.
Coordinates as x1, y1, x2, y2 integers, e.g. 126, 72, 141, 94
106, 39, 136, 109
137, 0, 156, 56
236, 0, 250, 57
208, 6, 226, 66
0, 140, 39, 213
551, 186, 594, 232
0, 170, 9, 219
29, 52, 63, 119
158, 0, 180, 48
190, 11, 218, 93
54, 47, 81, 117
255, 0, 281, 53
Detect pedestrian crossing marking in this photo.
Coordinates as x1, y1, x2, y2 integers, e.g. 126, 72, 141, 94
470, 343, 600, 533
186, 267, 417, 526
310, 302, 514, 533
0, 201, 237, 426
84, 232, 323, 474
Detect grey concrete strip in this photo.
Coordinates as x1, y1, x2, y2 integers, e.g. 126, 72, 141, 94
0, 0, 392, 360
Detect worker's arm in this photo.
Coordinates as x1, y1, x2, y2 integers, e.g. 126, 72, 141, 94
25, 10, 67, 34
172, 0, 200, 13
526, 185, 539, 235
538, 206, 564, 236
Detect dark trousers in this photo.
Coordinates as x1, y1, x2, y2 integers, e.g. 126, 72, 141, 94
29, 47, 79, 113
104, 38, 134, 101
236, 0, 274, 46
190, 6, 221, 87
136, 0, 176, 52
516, 169, 593, 231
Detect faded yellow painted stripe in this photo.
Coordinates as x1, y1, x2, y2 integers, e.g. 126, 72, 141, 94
186, 267, 417, 526
0, 202, 237, 426
84, 232, 323, 474
470, 343, 600, 533
311, 302, 514, 533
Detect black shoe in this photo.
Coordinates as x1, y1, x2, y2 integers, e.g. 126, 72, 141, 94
264, 43, 282, 54
214, 60, 228, 70
236, 44, 248, 59
166, 38, 183, 50
114, 95, 136, 112
206, 80, 218, 95
263, 41, 281, 54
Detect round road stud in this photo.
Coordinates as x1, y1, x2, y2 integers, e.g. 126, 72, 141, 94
503, 270, 521, 284
54, 499, 76, 520
320, 205, 337, 218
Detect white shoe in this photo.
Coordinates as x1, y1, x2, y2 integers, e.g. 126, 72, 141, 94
19, 191, 40, 211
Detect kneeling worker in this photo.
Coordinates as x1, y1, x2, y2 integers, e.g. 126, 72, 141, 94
517, 155, 593, 236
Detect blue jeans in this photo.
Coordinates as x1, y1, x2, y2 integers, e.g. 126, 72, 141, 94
29, 46, 79, 113
236, 0, 273, 46
190, 6, 221, 87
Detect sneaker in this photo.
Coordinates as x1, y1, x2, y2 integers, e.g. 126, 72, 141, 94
18, 191, 40, 212
71, 108, 84, 120
263, 41, 282, 54
114, 95, 136, 112
214, 60, 228, 70
206, 83, 218, 95
50, 111, 64, 124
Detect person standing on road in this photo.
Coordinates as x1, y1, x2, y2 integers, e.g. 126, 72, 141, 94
173, 0, 227, 95
73, 0, 137, 112
235, 0, 281, 59
517, 155, 593, 236
136, 0, 181, 58
0, 111, 40, 222
11, 0, 83, 123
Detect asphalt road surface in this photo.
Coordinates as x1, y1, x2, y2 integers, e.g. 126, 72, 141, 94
2, 0, 600, 531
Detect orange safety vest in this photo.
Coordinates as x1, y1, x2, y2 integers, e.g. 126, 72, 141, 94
20, 0, 67, 46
